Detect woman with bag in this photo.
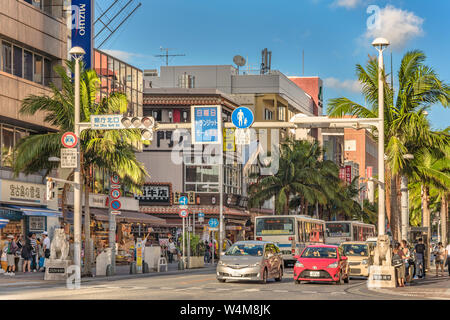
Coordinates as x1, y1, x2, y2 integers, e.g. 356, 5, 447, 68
21, 237, 32, 273
392, 242, 405, 287
434, 242, 445, 277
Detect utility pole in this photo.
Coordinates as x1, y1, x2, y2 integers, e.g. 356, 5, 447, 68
154, 48, 186, 66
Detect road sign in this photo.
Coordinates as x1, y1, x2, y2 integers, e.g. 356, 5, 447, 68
90, 115, 155, 130
60, 148, 77, 168
208, 227, 219, 231
111, 210, 121, 215
191, 105, 222, 144
110, 184, 121, 189
235, 128, 251, 145
232, 107, 254, 129
179, 196, 188, 206
179, 209, 189, 218
61, 132, 77, 148
110, 189, 121, 199
198, 212, 204, 223
110, 199, 121, 210
110, 175, 120, 185
208, 218, 219, 228
223, 128, 235, 152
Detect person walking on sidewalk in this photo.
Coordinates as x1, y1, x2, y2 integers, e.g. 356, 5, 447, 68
415, 238, 426, 278
29, 233, 38, 272
204, 240, 211, 264
392, 242, 406, 287
445, 243, 450, 276
168, 238, 176, 263
401, 240, 412, 282
5, 235, 18, 276
21, 236, 32, 273
433, 242, 445, 277
42, 231, 51, 268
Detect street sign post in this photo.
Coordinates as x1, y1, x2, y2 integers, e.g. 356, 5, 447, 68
179, 196, 188, 206
110, 189, 121, 199
208, 218, 219, 228
234, 128, 251, 145
179, 209, 189, 218
61, 132, 78, 148
231, 107, 254, 129
110, 199, 121, 211
60, 148, 77, 168
191, 105, 222, 144
111, 211, 121, 215
198, 212, 204, 223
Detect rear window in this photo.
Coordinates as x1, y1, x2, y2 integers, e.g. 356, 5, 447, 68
301, 247, 337, 259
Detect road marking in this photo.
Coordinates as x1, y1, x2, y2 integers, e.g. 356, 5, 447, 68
301, 291, 318, 294
160, 287, 174, 290
243, 288, 260, 292
215, 288, 232, 291
273, 289, 289, 293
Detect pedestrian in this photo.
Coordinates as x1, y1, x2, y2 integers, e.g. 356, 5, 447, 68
5, 235, 18, 276
401, 240, 412, 282
414, 238, 426, 278
29, 233, 38, 272
21, 236, 32, 273
37, 237, 45, 271
392, 242, 405, 287
168, 238, 176, 263
204, 240, 210, 264
433, 242, 445, 277
445, 242, 450, 276
42, 231, 51, 260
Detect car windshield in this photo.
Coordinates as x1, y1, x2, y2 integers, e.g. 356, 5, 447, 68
341, 244, 368, 256
301, 247, 337, 259
225, 243, 264, 256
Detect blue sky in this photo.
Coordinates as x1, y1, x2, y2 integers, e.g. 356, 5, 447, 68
97, 0, 450, 130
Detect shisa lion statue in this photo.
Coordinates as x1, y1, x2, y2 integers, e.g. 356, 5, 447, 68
373, 234, 392, 266
50, 229, 69, 261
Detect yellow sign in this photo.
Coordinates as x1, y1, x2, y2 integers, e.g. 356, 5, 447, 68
223, 128, 235, 152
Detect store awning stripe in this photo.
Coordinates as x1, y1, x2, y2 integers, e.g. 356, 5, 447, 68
4, 205, 62, 217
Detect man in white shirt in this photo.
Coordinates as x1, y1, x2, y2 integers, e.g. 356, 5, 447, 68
42, 232, 51, 258
445, 243, 450, 276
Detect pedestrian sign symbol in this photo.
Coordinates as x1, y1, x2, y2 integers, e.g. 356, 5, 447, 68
179, 196, 188, 205
232, 107, 254, 129
208, 218, 219, 228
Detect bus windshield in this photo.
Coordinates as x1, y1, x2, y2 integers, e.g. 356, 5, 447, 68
256, 217, 294, 236
326, 222, 350, 237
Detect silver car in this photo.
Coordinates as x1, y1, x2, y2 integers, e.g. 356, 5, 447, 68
216, 241, 283, 283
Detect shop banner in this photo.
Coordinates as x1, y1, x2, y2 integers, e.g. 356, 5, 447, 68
71, 0, 93, 69
191, 105, 222, 144
135, 184, 172, 205
345, 165, 352, 185
0, 179, 46, 205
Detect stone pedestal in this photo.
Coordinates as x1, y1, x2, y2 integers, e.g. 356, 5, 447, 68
143, 246, 161, 271
44, 260, 72, 281
368, 265, 397, 288
96, 248, 112, 276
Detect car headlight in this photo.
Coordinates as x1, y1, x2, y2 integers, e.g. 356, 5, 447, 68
362, 259, 368, 265
250, 263, 260, 267
327, 262, 339, 268
295, 261, 304, 268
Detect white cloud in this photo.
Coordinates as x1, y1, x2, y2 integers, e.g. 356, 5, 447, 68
332, 0, 362, 9
364, 5, 424, 50
324, 77, 363, 93
102, 49, 150, 63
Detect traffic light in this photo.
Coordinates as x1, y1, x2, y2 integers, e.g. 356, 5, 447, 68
120, 116, 155, 141
46, 178, 56, 201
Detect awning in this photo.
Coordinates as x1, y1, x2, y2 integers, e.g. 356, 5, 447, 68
4, 205, 62, 217
87, 208, 167, 226
0, 218, 9, 229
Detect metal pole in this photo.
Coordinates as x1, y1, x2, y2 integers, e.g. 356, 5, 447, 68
219, 121, 224, 257
73, 57, 82, 283
108, 207, 116, 275
211, 231, 215, 265
182, 217, 185, 269
377, 47, 386, 236
193, 212, 195, 237
187, 216, 191, 268
401, 175, 408, 241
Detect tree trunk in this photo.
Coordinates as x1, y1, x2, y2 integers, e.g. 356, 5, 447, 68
395, 174, 402, 241
390, 173, 399, 241
385, 168, 392, 235
441, 193, 448, 247
83, 177, 92, 276
422, 185, 431, 270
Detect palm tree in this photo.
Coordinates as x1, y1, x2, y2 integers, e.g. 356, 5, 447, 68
328, 50, 450, 240
13, 60, 149, 275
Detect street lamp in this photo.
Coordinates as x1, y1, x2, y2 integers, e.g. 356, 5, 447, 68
372, 37, 389, 236
401, 154, 414, 241
69, 46, 85, 282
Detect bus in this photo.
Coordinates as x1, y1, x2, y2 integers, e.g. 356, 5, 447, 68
254, 215, 326, 266
325, 221, 376, 245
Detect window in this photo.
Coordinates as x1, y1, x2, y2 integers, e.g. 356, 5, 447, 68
264, 109, 273, 120
2, 42, 12, 73
44, 58, 51, 86
13, 46, 23, 77
152, 110, 162, 122
1, 126, 14, 167
278, 105, 286, 121
34, 54, 43, 84
184, 165, 219, 193
24, 50, 33, 81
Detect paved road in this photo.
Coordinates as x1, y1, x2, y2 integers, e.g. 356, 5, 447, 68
0, 268, 430, 300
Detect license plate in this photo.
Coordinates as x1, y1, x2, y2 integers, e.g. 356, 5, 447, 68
232, 272, 241, 277
309, 271, 320, 277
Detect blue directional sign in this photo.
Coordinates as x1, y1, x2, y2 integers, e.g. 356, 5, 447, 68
232, 107, 254, 129
208, 218, 219, 228
179, 196, 188, 206
198, 212, 205, 219
192, 106, 221, 144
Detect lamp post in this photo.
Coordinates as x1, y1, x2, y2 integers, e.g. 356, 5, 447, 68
68, 46, 85, 282
372, 38, 389, 236
401, 154, 414, 241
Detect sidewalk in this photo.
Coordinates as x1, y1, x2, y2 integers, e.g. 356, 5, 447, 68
0, 261, 217, 288
368, 269, 450, 300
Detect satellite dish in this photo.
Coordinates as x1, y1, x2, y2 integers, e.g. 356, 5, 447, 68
233, 55, 246, 67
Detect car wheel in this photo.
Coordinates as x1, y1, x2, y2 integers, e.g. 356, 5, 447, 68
217, 279, 226, 283
344, 273, 350, 284
260, 268, 268, 284
334, 272, 343, 285
295, 279, 301, 284
275, 268, 283, 282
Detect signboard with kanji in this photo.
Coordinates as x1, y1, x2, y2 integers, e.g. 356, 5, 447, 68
223, 128, 235, 152
191, 105, 222, 144
61, 148, 77, 168
91, 115, 123, 130
235, 128, 251, 145
345, 165, 352, 184
135, 184, 172, 205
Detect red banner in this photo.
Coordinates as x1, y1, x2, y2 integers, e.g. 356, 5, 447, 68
339, 168, 346, 181
345, 165, 352, 184
366, 166, 373, 178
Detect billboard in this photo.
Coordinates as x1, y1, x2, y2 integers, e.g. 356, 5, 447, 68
191, 105, 222, 144
71, 0, 93, 69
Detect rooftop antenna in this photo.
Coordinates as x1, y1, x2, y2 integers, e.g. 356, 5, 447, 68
260, 48, 272, 74
233, 55, 246, 74
154, 47, 186, 66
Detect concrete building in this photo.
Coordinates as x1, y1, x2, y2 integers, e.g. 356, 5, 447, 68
0, 0, 67, 239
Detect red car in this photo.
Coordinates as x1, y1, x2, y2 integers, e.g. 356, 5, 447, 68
293, 245, 349, 284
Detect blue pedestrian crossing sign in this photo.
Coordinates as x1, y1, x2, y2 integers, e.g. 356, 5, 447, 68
179, 196, 188, 205
232, 107, 254, 129
208, 218, 219, 228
